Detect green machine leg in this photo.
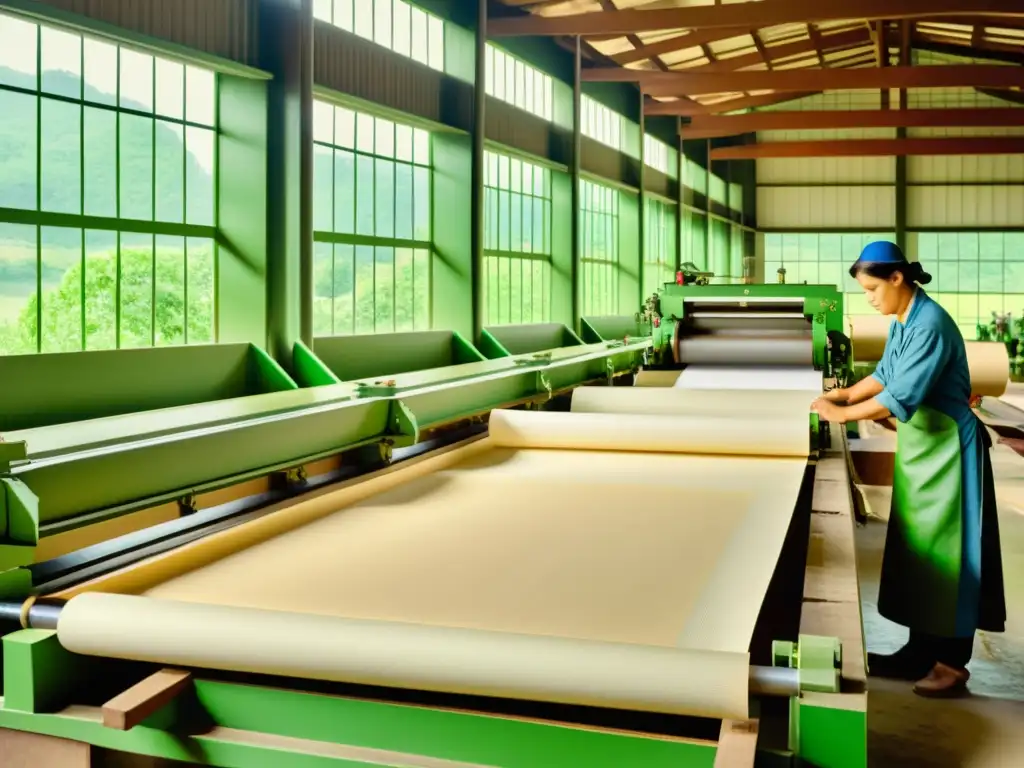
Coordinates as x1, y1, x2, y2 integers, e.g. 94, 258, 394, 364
3, 630, 86, 714
773, 635, 867, 768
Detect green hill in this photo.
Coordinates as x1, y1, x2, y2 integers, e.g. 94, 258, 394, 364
0, 66, 216, 353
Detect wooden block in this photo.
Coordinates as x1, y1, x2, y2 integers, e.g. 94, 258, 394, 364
800, 600, 867, 685
0, 727, 91, 767
713, 719, 758, 768
101, 668, 192, 731
804, 513, 860, 604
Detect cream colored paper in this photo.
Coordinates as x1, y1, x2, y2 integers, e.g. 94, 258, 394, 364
633, 370, 682, 388
58, 592, 750, 719
849, 316, 1008, 396
51, 407, 810, 721
488, 408, 809, 458
571, 386, 815, 423
966, 342, 1009, 397
674, 365, 822, 393
848, 315, 891, 364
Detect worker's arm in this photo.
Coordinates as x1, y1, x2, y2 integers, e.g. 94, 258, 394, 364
822, 375, 883, 405
813, 396, 891, 425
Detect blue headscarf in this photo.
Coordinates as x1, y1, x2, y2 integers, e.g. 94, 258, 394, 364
858, 241, 906, 265
850, 241, 932, 284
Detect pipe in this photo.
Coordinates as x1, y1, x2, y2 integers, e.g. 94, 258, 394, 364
470, 0, 486, 343
749, 664, 800, 697
570, 36, 582, 334
0, 601, 61, 630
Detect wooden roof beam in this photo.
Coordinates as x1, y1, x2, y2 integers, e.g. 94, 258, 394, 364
649, 90, 822, 117
610, 26, 749, 66
679, 107, 1024, 138
488, 0, 1024, 37
914, 31, 1024, 65
619, 25, 868, 71
582, 64, 1024, 97
806, 25, 826, 67
752, 31, 773, 69
710, 136, 1024, 159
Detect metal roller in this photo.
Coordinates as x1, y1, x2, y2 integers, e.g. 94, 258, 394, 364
672, 322, 814, 367
686, 314, 811, 336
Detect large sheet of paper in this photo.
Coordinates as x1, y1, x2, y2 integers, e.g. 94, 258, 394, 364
53, 408, 809, 721
674, 365, 822, 393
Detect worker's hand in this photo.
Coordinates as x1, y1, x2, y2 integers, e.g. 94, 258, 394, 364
811, 398, 846, 424
821, 387, 847, 403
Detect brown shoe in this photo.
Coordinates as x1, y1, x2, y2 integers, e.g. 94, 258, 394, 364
913, 663, 970, 698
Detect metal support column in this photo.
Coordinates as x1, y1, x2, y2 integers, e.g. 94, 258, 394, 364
471, 0, 487, 342
571, 37, 582, 333
704, 139, 712, 274
675, 121, 683, 272
260, 0, 314, 365
895, 21, 910, 255
638, 91, 647, 307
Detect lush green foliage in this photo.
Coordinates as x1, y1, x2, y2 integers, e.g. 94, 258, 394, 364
0, 65, 215, 354
0, 245, 214, 355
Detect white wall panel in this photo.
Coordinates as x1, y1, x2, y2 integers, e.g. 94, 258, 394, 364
908, 185, 1024, 228
757, 186, 896, 229
907, 127, 1024, 183
756, 128, 896, 185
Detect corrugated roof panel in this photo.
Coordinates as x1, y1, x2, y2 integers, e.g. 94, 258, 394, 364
534, 0, 601, 17
707, 36, 757, 56
588, 37, 636, 56
660, 46, 709, 67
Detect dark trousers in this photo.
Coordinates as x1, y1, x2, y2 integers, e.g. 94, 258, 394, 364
906, 630, 974, 669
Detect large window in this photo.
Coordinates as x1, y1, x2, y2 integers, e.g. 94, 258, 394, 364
312, 101, 432, 335
485, 45, 553, 122
313, 0, 444, 73
913, 231, 1024, 338
0, 12, 217, 356
643, 134, 671, 175
581, 95, 623, 151
682, 209, 707, 271
764, 231, 1024, 337
763, 232, 895, 317
483, 150, 552, 325
580, 179, 619, 315
643, 198, 675, 298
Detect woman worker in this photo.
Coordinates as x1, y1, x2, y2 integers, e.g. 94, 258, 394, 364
810, 241, 1006, 698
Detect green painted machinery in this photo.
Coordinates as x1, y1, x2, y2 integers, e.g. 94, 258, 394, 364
0, 329, 647, 571
637, 282, 853, 387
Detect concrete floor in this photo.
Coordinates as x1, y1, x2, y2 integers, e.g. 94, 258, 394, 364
856, 438, 1024, 766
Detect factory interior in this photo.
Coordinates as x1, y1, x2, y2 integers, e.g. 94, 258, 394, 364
3, 0, 1024, 766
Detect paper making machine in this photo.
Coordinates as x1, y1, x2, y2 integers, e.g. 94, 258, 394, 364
637, 283, 853, 388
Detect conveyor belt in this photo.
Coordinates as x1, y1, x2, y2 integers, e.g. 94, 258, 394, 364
23, 392, 814, 723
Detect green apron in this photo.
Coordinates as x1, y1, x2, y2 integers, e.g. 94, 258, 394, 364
877, 405, 964, 637
877, 407, 1006, 637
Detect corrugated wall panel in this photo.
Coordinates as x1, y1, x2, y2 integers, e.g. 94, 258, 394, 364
32, 0, 255, 65
757, 186, 896, 229
486, 100, 566, 166
908, 186, 1024, 228
907, 127, 1024, 183
756, 91, 895, 186
582, 138, 635, 189
313, 22, 470, 130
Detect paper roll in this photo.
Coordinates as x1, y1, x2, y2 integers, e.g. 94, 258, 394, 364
850, 316, 1008, 397
674, 365, 822, 393
965, 342, 1009, 398
488, 408, 810, 458
633, 370, 681, 388
848, 315, 892, 364
571, 386, 815, 423
57, 593, 752, 720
